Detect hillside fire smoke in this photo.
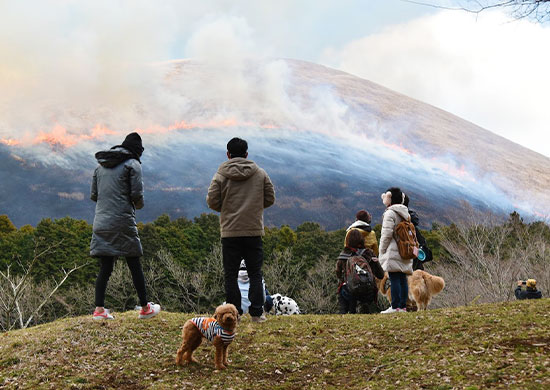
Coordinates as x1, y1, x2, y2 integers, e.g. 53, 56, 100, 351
2, 57, 549, 226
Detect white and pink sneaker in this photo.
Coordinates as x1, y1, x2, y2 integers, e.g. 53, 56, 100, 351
93, 308, 114, 320
138, 302, 161, 319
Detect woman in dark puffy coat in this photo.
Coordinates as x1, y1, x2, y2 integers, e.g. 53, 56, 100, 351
90, 132, 160, 320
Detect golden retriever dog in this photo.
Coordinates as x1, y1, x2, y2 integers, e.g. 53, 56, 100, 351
379, 270, 445, 311
175, 303, 238, 370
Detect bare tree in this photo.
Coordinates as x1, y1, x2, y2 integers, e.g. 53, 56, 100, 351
441, 209, 519, 302
466, 1, 550, 21
433, 205, 549, 307
402, 1, 550, 22
187, 243, 225, 313
156, 249, 199, 312
297, 255, 338, 314
0, 241, 88, 330
156, 244, 225, 314
522, 222, 550, 292
263, 248, 306, 298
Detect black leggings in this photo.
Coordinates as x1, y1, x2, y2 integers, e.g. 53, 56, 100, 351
94, 256, 148, 307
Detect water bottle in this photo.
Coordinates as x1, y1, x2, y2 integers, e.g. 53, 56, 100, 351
417, 248, 426, 261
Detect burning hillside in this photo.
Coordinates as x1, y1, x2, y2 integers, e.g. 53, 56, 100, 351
1, 59, 549, 227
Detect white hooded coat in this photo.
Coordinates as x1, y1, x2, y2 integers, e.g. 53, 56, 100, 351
379, 204, 413, 275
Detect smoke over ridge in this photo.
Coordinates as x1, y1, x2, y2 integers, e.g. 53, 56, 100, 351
1, 5, 549, 226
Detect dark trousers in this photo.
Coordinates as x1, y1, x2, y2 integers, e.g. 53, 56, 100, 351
94, 256, 148, 307
389, 272, 408, 309
338, 285, 357, 314
222, 236, 264, 317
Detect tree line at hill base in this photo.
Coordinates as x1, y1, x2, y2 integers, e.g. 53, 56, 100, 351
0, 208, 548, 330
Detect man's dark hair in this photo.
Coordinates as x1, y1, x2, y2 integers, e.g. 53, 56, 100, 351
227, 137, 248, 158
355, 210, 371, 224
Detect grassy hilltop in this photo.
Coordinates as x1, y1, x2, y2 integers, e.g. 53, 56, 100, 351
0, 300, 549, 390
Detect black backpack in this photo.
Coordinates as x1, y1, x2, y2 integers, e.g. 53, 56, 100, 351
344, 249, 377, 302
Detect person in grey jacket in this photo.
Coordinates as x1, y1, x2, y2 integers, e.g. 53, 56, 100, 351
90, 132, 160, 320
207, 137, 275, 322
379, 187, 413, 314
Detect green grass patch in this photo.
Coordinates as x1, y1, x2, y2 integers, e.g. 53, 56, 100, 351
0, 299, 549, 389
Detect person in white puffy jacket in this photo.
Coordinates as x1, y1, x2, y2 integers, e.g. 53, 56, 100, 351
378, 187, 413, 314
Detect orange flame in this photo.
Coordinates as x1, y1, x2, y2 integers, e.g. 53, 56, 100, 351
381, 140, 415, 155
378, 140, 477, 183
0, 138, 21, 146
34, 124, 79, 148
89, 124, 118, 138
0, 120, 477, 186
437, 162, 476, 182
0, 118, 278, 149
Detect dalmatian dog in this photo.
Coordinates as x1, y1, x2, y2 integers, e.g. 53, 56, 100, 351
271, 293, 301, 315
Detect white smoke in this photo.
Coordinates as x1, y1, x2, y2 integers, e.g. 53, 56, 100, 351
0, 2, 354, 153
1, 1, 175, 134
322, 9, 550, 158
1, 1, 548, 220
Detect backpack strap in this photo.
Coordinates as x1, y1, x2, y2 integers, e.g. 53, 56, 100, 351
337, 252, 352, 261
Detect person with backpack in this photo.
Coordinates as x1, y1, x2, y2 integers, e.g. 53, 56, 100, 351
90, 132, 161, 320
336, 229, 384, 314
344, 209, 379, 256
379, 187, 416, 314
403, 194, 433, 271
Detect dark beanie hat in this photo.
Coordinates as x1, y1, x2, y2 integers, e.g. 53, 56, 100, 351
387, 187, 404, 206
356, 210, 371, 224
121, 132, 144, 159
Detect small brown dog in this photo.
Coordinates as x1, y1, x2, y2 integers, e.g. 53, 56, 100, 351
175, 303, 238, 370
380, 270, 445, 311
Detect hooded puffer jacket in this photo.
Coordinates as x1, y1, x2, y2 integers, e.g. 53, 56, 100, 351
90, 147, 144, 257
379, 204, 413, 275
206, 157, 275, 238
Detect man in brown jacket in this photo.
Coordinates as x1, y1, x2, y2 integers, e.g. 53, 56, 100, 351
207, 137, 275, 322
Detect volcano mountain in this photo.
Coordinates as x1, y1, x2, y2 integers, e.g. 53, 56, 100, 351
1, 59, 549, 229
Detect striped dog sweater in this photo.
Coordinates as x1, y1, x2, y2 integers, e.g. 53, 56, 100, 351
191, 317, 235, 345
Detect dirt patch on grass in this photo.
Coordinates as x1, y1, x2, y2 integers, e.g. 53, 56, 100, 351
502, 337, 550, 351
88, 372, 148, 390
